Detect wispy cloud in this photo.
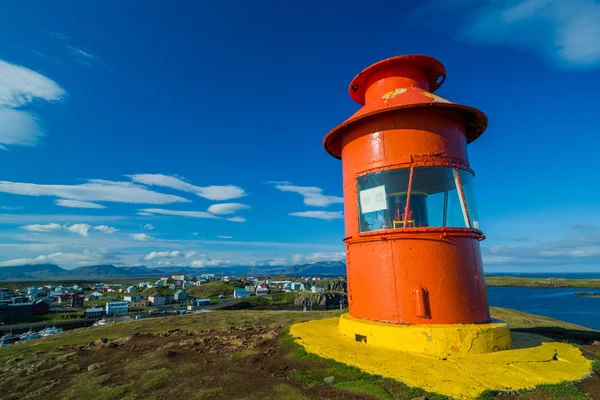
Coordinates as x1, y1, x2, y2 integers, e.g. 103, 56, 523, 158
142, 224, 154, 231
93, 225, 118, 234
20, 222, 116, 237
132, 233, 153, 241
207, 203, 250, 215
291, 252, 346, 264
217, 235, 233, 239
421, 0, 600, 69
21, 223, 62, 233
55, 199, 106, 209
128, 174, 247, 201
0, 59, 66, 150
139, 208, 218, 219
274, 183, 343, 207
289, 211, 343, 221
0, 179, 190, 205
0, 250, 120, 267
66, 45, 111, 69
227, 216, 246, 223
0, 205, 23, 211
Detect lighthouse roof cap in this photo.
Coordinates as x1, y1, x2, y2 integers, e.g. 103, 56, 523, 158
349, 55, 446, 105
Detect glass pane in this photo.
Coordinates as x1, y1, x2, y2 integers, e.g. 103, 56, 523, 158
357, 168, 410, 232
459, 169, 480, 229
356, 166, 477, 232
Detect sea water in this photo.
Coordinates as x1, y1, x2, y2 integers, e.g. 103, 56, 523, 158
487, 286, 600, 330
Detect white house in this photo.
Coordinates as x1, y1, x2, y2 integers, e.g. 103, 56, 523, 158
86, 291, 103, 301
233, 288, 249, 298
126, 286, 138, 293
256, 284, 269, 296
172, 274, 185, 281
105, 301, 129, 315
148, 293, 166, 306
154, 280, 165, 287
311, 286, 325, 293
124, 295, 142, 302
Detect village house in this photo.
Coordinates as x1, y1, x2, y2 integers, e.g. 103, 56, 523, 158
233, 288, 250, 298
148, 292, 166, 306
126, 285, 138, 293
311, 286, 325, 293
256, 284, 269, 296
106, 301, 129, 315
154, 280, 165, 287
124, 294, 142, 302
130, 299, 150, 308
172, 273, 185, 281
86, 291, 103, 301
71, 295, 84, 308
85, 306, 104, 318
174, 290, 188, 302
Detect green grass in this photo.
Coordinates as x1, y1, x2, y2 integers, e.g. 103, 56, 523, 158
187, 282, 234, 298
139, 368, 171, 390
62, 374, 131, 400
275, 384, 308, 400
194, 388, 223, 400
486, 276, 600, 288
335, 381, 393, 399
592, 360, 600, 372
517, 382, 588, 400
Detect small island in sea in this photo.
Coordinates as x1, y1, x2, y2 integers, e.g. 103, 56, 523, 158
574, 292, 600, 297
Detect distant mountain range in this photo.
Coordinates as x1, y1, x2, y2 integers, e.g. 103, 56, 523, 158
0, 261, 347, 281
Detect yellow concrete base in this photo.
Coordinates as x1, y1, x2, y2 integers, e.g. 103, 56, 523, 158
339, 313, 512, 356
290, 316, 592, 399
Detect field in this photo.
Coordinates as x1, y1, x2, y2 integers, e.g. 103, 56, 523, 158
0, 308, 599, 400
485, 276, 600, 288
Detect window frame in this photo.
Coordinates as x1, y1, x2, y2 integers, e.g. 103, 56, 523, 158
356, 165, 477, 233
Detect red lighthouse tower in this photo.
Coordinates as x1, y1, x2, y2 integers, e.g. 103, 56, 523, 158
323, 54, 510, 354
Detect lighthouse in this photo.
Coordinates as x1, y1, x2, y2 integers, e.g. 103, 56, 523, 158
322, 54, 510, 353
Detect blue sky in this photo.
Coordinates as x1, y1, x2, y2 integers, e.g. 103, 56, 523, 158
0, 0, 599, 272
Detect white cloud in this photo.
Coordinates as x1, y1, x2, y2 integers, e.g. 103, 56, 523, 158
0, 250, 119, 267
207, 203, 250, 215
20, 222, 116, 236
139, 208, 218, 219
63, 223, 91, 237
55, 199, 106, 209
428, 0, 600, 68
0, 205, 23, 210
0, 179, 190, 204
289, 211, 343, 221
217, 235, 233, 239
227, 216, 246, 223
128, 174, 247, 201
292, 252, 346, 264
0, 59, 66, 150
142, 224, 154, 230
274, 184, 343, 207
143, 250, 181, 261
93, 225, 117, 234
0, 214, 125, 224
132, 233, 153, 241
0, 60, 65, 108
0, 107, 43, 150
136, 212, 153, 216
21, 223, 62, 233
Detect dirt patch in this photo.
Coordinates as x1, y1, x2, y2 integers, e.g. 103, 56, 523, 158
0, 325, 376, 400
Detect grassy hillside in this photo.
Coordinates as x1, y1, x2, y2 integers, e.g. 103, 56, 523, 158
186, 282, 234, 298
486, 276, 600, 288
0, 308, 598, 400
